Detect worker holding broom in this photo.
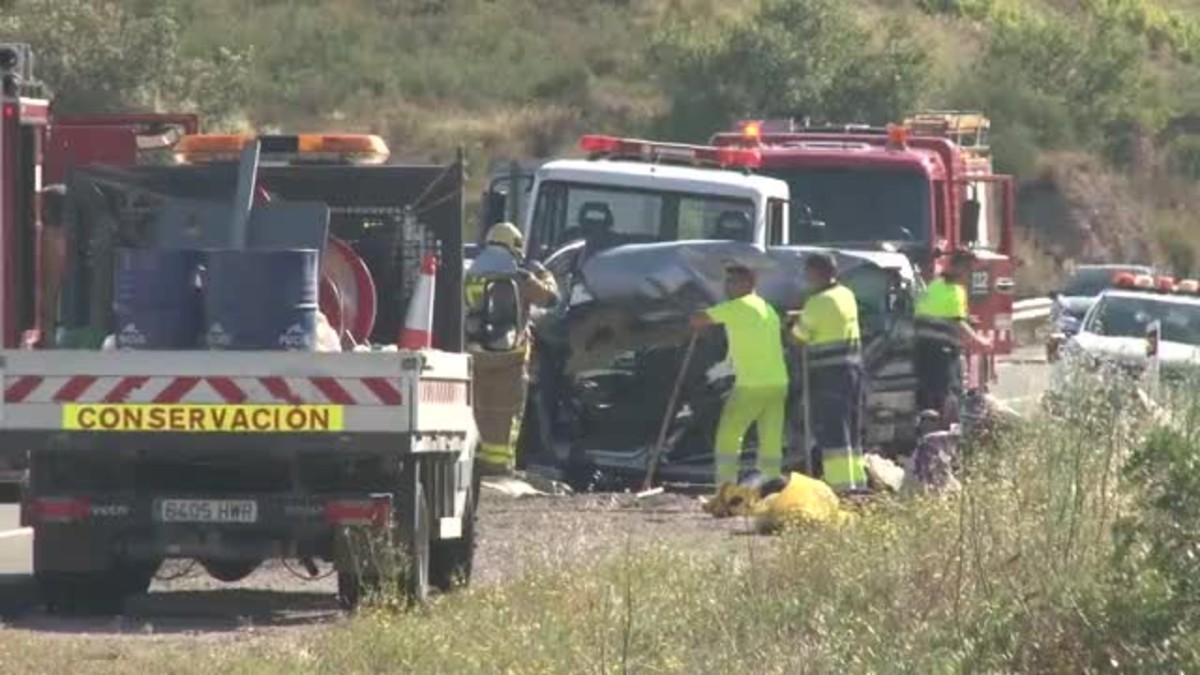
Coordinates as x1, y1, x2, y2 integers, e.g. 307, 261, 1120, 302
791, 252, 867, 494
690, 264, 789, 486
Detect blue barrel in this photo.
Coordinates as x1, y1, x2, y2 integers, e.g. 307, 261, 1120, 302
112, 249, 202, 350
203, 249, 319, 351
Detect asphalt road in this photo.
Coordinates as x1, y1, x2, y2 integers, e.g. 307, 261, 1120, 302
0, 348, 1052, 628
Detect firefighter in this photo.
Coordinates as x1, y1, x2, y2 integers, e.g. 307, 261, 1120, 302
791, 252, 867, 494
689, 264, 789, 486
465, 222, 559, 476
913, 250, 992, 421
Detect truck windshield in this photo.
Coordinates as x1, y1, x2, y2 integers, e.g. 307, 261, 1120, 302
529, 180, 756, 257
773, 168, 930, 246
1085, 295, 1200, 345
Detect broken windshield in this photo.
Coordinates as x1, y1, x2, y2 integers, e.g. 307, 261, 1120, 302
528, 180, 756, 258
772, 168, 930, 246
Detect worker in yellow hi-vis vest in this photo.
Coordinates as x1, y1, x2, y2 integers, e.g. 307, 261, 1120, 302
465, 222, 558, 476
690, 264, 789, 486
791, 252, 867, 494
913, 250, 992, 421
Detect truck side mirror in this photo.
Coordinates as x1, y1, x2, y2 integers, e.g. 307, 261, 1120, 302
960, 199, 981, 244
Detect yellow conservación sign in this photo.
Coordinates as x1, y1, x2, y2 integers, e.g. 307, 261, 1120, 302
62, 404, 343, 433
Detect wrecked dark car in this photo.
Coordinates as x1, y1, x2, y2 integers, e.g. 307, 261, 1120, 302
518, 240, 921, 488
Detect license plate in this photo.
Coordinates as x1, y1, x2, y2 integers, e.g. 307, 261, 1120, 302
159, 499, 258, 524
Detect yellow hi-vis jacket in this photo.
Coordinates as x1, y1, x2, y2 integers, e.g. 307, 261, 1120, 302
705, 293, 788, 389
914, 277, 968, 349
792, 283, 861, 369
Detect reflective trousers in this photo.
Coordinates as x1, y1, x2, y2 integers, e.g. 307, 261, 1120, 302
915, 339, 962, 417
714, 385, 787, 484
472, 346, 529, 474
809, 363, 866, 493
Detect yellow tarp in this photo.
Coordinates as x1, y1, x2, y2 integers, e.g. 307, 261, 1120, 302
703, 473, 855, 533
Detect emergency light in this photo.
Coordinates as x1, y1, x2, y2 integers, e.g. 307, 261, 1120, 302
739, 120, 763, 143
886, 124, 909, 150
1111, 272, 1200, 296
578, 134, 762, 169
1176, 279, 1200, 295
175, 133, 390, 165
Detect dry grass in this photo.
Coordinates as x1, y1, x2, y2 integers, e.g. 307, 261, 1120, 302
5, 375, 1193, 673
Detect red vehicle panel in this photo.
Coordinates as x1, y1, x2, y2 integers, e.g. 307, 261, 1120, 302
714, 116, 1018, 385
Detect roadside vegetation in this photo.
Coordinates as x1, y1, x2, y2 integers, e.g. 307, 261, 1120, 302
6, 0, 1200, 282
3, 374, 1200, 672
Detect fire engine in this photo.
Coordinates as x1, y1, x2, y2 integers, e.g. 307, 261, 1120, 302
712, 112, 1018, 390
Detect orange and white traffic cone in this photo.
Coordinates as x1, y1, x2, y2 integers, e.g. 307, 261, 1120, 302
398, 253, 438, 350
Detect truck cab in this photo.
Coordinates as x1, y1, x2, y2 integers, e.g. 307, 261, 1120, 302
522, 135, 791, 267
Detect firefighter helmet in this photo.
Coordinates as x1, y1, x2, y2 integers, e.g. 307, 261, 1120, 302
486, 222, 524, 254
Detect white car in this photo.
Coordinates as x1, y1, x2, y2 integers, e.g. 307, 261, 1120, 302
1053, 288, 1200, 392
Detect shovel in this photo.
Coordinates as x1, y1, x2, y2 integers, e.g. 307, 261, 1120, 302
641, 331, 699, 492
801, 343, 814, 476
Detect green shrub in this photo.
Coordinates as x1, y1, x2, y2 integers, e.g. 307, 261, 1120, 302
649, 0, 929, 141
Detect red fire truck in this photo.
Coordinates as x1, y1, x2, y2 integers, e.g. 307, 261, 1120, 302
712, 112, 1017, 388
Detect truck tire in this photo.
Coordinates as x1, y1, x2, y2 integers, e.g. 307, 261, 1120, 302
336, 569, 370, 610
37, 561, 152, 615
201, 559, 261, 583
117, 560, 160, 595
430, 470, 479, 591
336, 474, 432, 609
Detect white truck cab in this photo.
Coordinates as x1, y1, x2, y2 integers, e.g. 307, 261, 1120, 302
522, 135, 791, 262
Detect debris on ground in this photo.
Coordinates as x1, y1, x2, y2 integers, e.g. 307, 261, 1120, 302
702, 482, 761, 518
702, 473, 854, 533
864, 454, 905, 492
753, 473, 853, 533
481, 474, 572, 498
901, 429, 962, 495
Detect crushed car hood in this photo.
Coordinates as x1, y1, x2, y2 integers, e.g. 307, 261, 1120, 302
578, 242, 907, 316
562, 242, 904, 374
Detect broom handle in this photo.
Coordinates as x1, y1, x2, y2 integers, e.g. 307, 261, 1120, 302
802, 344, 814, 476
642, 332, 699, 491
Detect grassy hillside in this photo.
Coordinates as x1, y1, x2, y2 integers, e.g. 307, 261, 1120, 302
6, 0, 1200, 278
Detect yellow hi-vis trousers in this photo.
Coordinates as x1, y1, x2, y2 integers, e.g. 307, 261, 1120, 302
714, 385, 787, 484
472, 346, 529, 474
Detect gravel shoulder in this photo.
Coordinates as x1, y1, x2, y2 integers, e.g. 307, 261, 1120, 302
0, 487, 749, 639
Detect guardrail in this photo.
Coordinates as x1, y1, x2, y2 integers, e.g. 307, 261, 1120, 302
1013, 298, 1053, 324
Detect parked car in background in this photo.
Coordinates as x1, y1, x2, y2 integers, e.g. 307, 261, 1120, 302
1046, 263, 1154, 361
1051, 279, 1200, 399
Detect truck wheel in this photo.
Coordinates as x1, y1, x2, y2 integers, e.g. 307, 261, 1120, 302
430, 470, 479, 591
117, 560, 160, 595
38, 571, 124, 615
201, 559, 261, 583
336, 480, 432, 609
336, 570, 371, 610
